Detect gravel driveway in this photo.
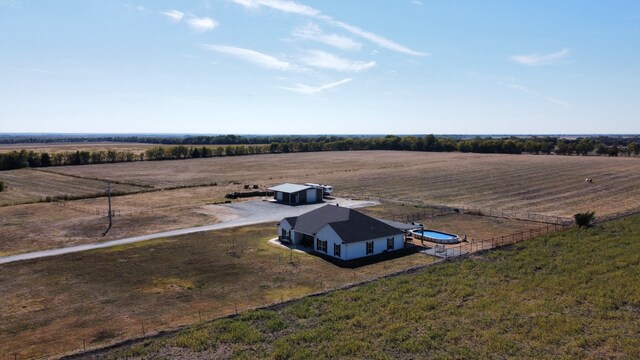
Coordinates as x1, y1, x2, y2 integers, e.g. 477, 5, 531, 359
0, 198, 378, 265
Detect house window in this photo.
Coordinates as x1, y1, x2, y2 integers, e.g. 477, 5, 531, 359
334, 244, 341, 257
281, 228, 288, 240
316, 239, 327, 253
387, 237, 394, 250
366, 241, 373, 255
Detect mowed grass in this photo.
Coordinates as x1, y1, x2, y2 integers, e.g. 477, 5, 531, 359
46, 151, 640, 217
0, 223, 437, 358
102, 214, 640, 359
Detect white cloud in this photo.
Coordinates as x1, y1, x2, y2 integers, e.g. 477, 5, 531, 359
202, 44, 294, 71
299, 50, 375, 72
292, 23, 361, 51
161, 10, 185, 22
230, 0, 319, 16
411, 0, 423, 5
507, 83, 568, 106
187, 17, 218, 32
511, 48, 570, 66
321, 17, 428, 57
230, 0, 426, 56
281, 78, 352, 95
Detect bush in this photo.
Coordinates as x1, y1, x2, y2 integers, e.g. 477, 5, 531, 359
574, 211, 595, 227
0, 180, 4, 192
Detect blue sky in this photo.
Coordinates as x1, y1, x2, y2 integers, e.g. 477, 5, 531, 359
1, 0, 639, 134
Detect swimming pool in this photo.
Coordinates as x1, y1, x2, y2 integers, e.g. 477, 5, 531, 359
410, 229, 461, 244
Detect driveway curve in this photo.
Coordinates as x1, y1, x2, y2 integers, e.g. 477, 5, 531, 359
0, 198, 378, 265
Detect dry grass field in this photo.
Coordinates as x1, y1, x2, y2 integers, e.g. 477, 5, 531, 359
0, 223, 442, 358
2, 151, 639, 255
0, 142, 255, 154
0, 186, 239, 255
93, 215, 640, 359
0, 142, 158, 154
0, 169, 144, 206
46, 151, 640, 216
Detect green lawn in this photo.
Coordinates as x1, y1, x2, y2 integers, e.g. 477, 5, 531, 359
103, 214, 640, 359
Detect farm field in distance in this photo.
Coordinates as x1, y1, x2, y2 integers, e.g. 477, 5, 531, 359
92, 214, 640, 359
44, 151, 640, 216
2, 151, 640, 255
0, 142, 261, 154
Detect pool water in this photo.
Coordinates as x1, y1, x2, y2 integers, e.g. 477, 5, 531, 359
411, 229, 461, 244
418, 230, 456, 240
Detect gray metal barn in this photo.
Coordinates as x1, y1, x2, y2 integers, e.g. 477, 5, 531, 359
268, 183, 323, 205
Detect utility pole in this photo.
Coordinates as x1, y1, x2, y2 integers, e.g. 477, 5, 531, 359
102, 181, 112, 236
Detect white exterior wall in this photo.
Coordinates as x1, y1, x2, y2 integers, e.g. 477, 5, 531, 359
342, 234, 404, 261
315, 226, 404, 261
278, 220, 293, 240
314, 225, 344, 259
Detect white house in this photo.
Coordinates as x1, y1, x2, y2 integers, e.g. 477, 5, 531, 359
278, 205, 405, 261
268, 183, 323, 205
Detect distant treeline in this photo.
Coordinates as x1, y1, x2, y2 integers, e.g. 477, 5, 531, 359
1, 135, 638, 171
0, 134, 350, 145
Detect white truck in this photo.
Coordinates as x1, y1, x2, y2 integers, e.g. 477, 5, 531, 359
305, 183, 333, 196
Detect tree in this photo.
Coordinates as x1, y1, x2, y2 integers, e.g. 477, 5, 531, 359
627, 142, 639, 156
556, 141, 569, 155
575, 139, 594, 156
595, 144, 608, 156
574, 211, 595, 227
40, 152, 51, 167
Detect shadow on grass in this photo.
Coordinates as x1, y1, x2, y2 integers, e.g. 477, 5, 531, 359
311, 245, 426, 269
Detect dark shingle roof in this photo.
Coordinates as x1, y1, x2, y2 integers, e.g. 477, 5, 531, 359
283, 216, 297, 227
287, 205, 402, 244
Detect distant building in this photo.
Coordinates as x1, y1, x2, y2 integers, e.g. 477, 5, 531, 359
268, 183, 323, 205
278, 205, 405, 261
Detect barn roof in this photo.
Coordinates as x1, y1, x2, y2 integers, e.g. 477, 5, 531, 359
268, 183, 312, 193
287, 205, 403, 244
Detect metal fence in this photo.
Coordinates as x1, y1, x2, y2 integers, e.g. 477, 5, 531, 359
362, 195, 574, 225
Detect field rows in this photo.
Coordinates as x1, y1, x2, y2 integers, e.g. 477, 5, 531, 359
0, 169, 144, 206
2, 151, 640, 255
23, 152, 640, 216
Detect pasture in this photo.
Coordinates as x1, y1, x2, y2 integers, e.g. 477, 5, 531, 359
96, 214, 640, 359
0, 186, 232, 255
0, 142, 159, 154
0, 222, 439, 358
0, 169, 144, 206
2, 151, 639, 255
45, 151, 640, 216
1, 150, 638, 357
